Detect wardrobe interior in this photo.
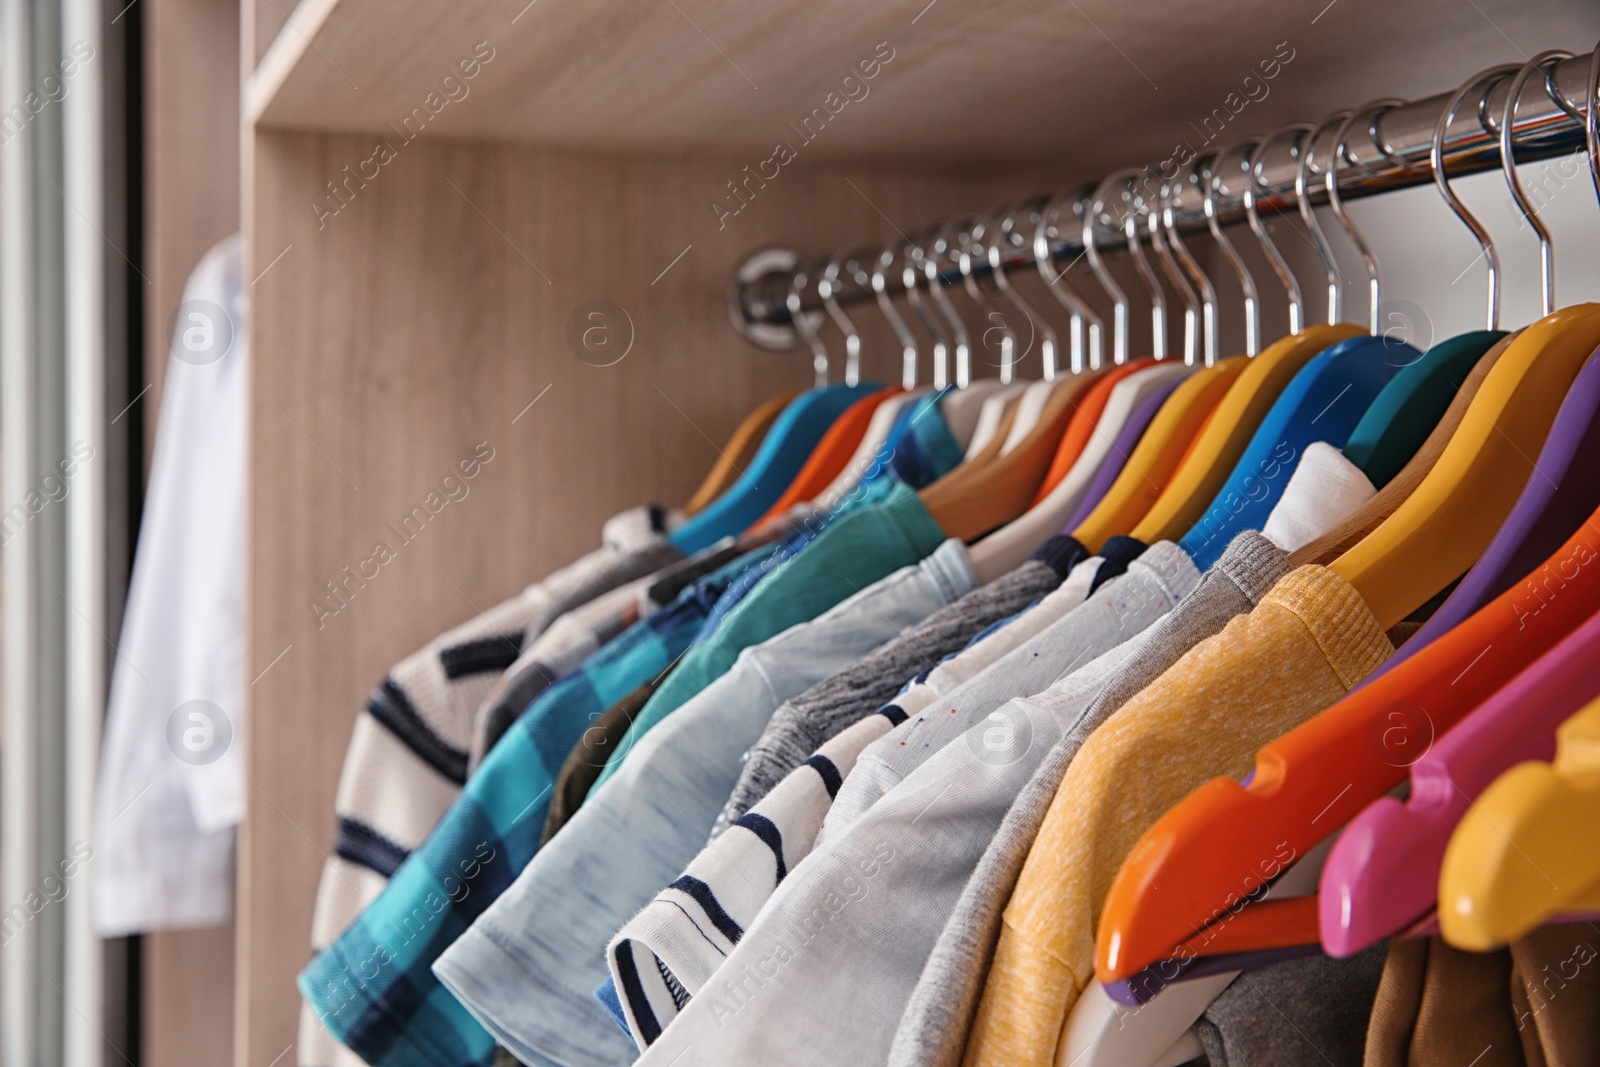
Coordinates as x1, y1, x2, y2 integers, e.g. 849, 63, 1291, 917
138, 0, 1600, 1062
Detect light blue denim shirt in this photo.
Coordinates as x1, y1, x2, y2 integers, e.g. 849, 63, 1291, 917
431, 539, 976, 1067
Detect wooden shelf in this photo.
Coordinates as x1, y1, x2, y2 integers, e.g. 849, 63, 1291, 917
249, 0, 1598, 175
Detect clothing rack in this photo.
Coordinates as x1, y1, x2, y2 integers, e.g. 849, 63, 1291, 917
730, 50, 1599, 349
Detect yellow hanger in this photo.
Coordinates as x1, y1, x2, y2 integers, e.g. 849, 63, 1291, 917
1073, 356, 1243, 551
1438, 695, 1600, 950
1129, 132, 1365, 544
1129, 323, 1358, 542
1331, 64, 1600, 627
681, 390, 800, 516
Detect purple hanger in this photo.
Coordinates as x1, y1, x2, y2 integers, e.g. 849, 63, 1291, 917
1105, 943, 1324, 1005
1365, 347, 1600, 679
1063, 377, 1183, 531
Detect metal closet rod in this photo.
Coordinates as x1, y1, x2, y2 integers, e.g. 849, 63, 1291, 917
733, 49, 1596, 329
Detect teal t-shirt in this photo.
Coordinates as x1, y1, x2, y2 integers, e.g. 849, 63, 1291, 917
590, 481, 947, 792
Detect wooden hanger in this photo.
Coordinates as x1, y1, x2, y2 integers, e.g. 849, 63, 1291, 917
681, 390, 800, 516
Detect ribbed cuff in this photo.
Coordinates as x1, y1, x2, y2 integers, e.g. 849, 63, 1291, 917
1091, 535, 1147, 593
1030, 534, 1090, 581
877, 480, 950, 561
1215, 530, 1295, 606
1267, 565, 1395, 690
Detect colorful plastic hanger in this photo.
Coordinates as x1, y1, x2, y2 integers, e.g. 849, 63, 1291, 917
1097, 461, 1600, 981
680, 389, 800, 516
668, 264, 877, 553
1438, 694, 1600, 949
1327, 60, 1600, 629
1064, 375, 1186, 530
1096, 62, 1600, 975
1322, 572, 1600, 957
1177, 119, 1416, 569
1072, 359, 1241, 551
1129, 133, 1363, 545
1318, 102, 1506, 487
1291, 330, 1516, 568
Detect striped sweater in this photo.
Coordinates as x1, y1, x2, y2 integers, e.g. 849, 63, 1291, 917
299, 506, 680, 1067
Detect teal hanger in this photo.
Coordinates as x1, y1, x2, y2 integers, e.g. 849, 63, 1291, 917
1320, 101, 1505, 486
1178, 120, 1410, 568
670, 265, 877, 554
1344, 330, 1503, 487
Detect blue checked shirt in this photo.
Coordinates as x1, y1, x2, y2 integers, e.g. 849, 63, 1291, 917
297, 565, 754, 1067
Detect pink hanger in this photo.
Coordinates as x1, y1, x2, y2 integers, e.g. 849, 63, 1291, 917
1319, 604, 1600, 955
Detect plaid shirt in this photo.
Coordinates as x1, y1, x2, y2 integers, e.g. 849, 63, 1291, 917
298, 575, 735, 1067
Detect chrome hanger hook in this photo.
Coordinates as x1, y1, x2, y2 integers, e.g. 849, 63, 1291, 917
901, 233, 952, 389
954, 214, 1021, 384
1084, 169, 1142, 366
1035, 189, 1097, 373
870, 243, 921, 389
1122, 180, 1168, 360
819, 251, 863, 385
1500, 52, 1574, 315
1205, 142, 1261, 356
1148, 188, 1196, 363
990, 200, 1060, 381
1248, 124, 1312, 334
1433, 64, 1520, 330
1163, 166, 1219, 364
1298, 113, 1350, 325
787, 265, 829, 387
923, 223, 974, 388
1327, 99, 1404, 333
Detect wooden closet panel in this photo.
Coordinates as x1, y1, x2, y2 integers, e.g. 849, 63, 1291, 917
140, 0, 242, 1064
142, 0, 241, 467
240, 129, 1024, 1066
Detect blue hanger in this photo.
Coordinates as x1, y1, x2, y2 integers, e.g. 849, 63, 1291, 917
1308, 102, 1506, 488
670, 383, 881, 555
1179, 116, 1417, 567
1178, 332, 1410, 566
671, 265, 880, 553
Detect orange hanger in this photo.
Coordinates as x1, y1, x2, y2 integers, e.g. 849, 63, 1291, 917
1031, 360, 1155, 501
1097, 307, 1600, 983
681, 390, 800, 516
749, 386, 898, 527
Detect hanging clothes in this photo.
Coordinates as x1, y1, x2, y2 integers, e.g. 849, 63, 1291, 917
92, 234, 247, 935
